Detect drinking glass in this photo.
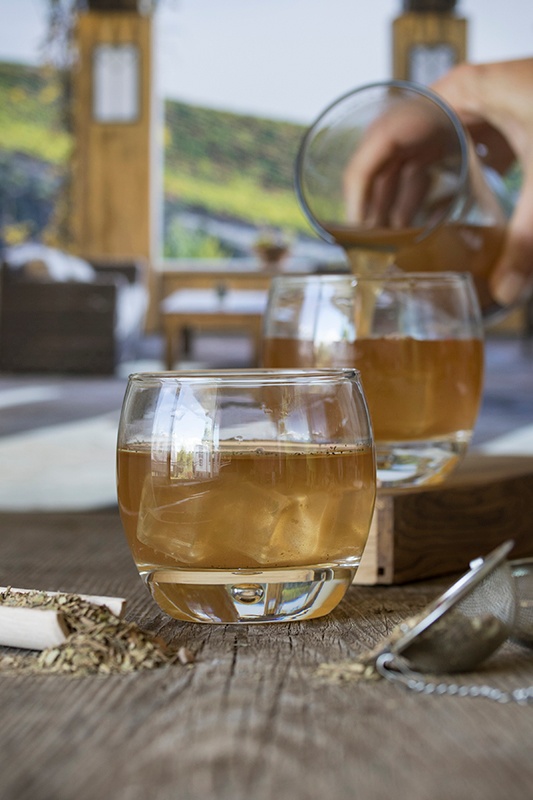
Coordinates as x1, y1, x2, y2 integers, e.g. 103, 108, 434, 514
295, 81, 510, 319
117, 369, 376, 623
262, 273, 484, 492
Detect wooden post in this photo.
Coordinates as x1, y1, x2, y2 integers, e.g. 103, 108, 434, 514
392, 0, 467, 84
71, 8, 159, 325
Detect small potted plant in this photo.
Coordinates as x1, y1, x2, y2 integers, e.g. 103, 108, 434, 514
253, 229, 291, 272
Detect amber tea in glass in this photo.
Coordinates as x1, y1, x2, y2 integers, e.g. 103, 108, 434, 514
262, 274, 484, 491
117, 369, 376, 623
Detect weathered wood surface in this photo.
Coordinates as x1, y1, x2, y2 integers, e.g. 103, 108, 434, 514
356, 454, 533, 585
1, 510, 533, 800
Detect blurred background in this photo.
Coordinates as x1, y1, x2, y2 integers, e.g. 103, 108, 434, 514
1, 0, 533, 513
1, 0, 532, 265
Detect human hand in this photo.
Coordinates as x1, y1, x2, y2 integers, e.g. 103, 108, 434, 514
432, 58, 533, 306
342, 87, 463, 231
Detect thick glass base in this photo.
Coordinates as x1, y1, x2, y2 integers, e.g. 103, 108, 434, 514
143, 565, 357, 623
376, 433, 471, 492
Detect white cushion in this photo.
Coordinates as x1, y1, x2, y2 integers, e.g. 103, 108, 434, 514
5, 244, 95, 283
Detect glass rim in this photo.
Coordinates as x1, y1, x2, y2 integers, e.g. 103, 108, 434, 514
127, 368, 362, 383
295, 79, 468, 245
270, 271, 474, 286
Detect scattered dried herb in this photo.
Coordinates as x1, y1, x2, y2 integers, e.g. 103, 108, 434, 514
316, 609, 510, 684
316, 659, 380, 685
0, 588, 194, 677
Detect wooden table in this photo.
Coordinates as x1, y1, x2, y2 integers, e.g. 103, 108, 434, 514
161, 288, 268, 369
1, 509, 533, 800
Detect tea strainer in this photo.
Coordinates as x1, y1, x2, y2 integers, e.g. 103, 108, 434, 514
510, 557, 533, 648
373, 541, 533, 704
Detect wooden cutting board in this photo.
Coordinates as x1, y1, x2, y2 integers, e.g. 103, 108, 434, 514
354, 453, 533, 585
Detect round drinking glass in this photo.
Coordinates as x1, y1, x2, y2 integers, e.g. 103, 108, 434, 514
295, 80, 510, 319
117, 369, 376, 624
262, 273, 484, 492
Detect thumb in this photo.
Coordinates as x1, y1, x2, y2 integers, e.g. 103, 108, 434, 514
490, 171, 533, 306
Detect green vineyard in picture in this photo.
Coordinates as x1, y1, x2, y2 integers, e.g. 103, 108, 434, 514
0, 61, 314, 255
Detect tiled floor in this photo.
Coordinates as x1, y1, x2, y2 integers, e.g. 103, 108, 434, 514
0, 331, 532, 511
0, 332, 253, 438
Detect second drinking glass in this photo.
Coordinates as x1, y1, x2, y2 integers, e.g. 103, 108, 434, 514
262, 272, 484, 491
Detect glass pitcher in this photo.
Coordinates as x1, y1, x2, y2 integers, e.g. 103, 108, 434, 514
295, 80, 512, 319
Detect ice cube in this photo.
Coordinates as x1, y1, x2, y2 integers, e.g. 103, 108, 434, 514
212, 479, 292, 566
137, 474, 222, 565
266, 488, 368, 566
137, 473, 292, 569
264, 491, 332, 565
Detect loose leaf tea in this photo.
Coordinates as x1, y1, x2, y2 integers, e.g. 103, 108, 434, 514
0, 588, 194, 677
316, 610, 510, 684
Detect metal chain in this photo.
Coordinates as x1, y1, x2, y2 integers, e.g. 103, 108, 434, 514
375, 652, 533, 705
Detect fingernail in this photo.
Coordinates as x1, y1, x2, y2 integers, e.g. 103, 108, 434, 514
492, 271, 529, 307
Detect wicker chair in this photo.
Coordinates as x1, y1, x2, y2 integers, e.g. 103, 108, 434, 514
0, 246, 148, 374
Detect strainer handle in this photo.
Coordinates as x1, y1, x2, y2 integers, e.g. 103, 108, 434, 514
376, 651, 533, 705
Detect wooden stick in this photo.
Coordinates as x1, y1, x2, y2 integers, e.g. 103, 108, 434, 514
0, 588, 127, 651
0, 587, 126, 618
0, 606, 70, 651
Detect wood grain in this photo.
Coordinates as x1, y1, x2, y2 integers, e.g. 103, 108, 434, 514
392, 11, 467, 81
72, 12, 154, 263
355, 454, 533, 585
71, 11, 156, 326
1, 510, 533, 800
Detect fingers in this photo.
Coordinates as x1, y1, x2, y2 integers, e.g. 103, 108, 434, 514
341, 97, 458, 229
363, 159, 402, 227
344, 152, 436, 229
343, 129, 401, 224
490, 171, 533, 305
389, 163, 433, 228
343, 158, 370, 224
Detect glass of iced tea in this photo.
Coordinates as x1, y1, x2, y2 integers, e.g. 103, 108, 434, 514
117, 369, 376, 623
262, 272, 484, 491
